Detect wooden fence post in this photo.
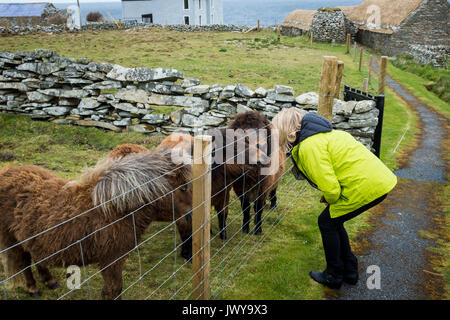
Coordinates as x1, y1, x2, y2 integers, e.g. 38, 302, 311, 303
334, 60, 344, 99
358, 48, 363, 72
192, 135, 212, 300
363, 78, 369, 93
4, 21, 8, 36
310, 31, 313, 47
346, 33, 351, 54
277, 26, 281, 42
257, 19, 260, 31
318, 56, 338, 121
353, 42, 357, 61
378, 56, 388, 95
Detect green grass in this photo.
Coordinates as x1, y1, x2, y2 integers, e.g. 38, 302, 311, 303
0, 114, 163, 178
0, 29, 377, 95
0, 28, 436, 300
387, 62, 450, 119
387, 55, 449, 297
391, 55, 450, 104
0, 114, 367, 300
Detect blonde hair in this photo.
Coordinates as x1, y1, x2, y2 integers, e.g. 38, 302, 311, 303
272, 107, 307, 147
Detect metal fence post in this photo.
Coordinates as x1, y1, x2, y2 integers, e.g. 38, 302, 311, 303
373, 95, 385, 158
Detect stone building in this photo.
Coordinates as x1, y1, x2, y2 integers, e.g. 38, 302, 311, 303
0, 3, 67, 26
310, 8, 358, 43
281, 7, 357, 40
280, 10, 315, 36
281, 0, 449, 64
347, 0, 449, 59
121, 0, 223, 25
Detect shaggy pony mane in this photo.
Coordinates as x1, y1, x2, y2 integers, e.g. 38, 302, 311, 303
93, 150, 191, 216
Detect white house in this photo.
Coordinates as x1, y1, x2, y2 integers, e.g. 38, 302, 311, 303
121, 0, 223, 25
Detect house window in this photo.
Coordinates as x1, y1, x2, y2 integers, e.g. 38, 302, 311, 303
199, 15, 202, 26
142, 14, 153, 23
184, 0, 189, 10
198, 0, 201, 10
184, 16, 190, 25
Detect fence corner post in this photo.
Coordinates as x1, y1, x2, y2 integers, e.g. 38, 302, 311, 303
359, 48, 364, 72
378, 56, 388, 95
192, 135, 212, 300
346, 33, 351, 54
318, 56, 338, 121
373, 95, 385, 158
334, 60, 345, 99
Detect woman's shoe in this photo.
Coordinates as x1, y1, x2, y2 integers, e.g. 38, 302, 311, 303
343, 274, 359, 285
309, 270, 343, 289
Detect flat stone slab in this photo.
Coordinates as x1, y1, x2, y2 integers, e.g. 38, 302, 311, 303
76, 119, 122, 132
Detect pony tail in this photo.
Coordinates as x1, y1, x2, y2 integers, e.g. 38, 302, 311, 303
92, 152, 174, 216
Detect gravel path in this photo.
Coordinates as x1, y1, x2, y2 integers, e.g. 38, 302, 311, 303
332, 60, 448, 300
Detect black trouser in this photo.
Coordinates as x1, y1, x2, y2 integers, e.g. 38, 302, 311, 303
318, 194, 388, 277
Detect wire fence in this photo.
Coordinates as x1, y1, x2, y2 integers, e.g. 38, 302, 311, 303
0, 124, 308, 300
0, 36, 386, 300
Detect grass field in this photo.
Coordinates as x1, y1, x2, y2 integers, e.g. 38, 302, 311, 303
0, 28, 445, 300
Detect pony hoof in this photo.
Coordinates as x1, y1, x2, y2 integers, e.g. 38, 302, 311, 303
270, 204, 278, 210
47, 282, 60, 290
29, 291, 41, 298
219, 233, 227, 240
254, 230, 262, 236
242, 228, 249, 234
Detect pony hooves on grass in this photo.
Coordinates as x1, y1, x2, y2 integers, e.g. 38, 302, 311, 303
29, 291, 41, 298
47, 282, 60, 290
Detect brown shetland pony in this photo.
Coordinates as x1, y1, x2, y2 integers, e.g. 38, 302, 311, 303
227, 111, 287, 235
157, 128, 268, 240
107, 143, 150, 159
0, 149, 192, 299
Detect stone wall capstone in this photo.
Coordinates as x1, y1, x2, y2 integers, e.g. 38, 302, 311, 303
0, 49, 381, 150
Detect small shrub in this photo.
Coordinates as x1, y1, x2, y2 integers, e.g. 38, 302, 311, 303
86, 12, 104, 23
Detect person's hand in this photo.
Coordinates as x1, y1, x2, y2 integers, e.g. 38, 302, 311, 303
320, 195, 328, 205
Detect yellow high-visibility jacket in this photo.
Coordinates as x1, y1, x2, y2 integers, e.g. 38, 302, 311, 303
291, 115, 397, 218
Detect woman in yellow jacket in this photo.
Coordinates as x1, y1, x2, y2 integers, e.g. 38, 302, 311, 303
273, 107, 397, 289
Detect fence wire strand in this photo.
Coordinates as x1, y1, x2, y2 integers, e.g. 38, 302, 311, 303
0, 38, 386, 300
1, 138, 309, 301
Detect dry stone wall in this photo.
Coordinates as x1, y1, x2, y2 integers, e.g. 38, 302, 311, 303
0, 22, 250, 36
0, 49, 380, 150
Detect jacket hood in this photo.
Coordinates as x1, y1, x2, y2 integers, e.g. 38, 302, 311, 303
292, 113, 333, 147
